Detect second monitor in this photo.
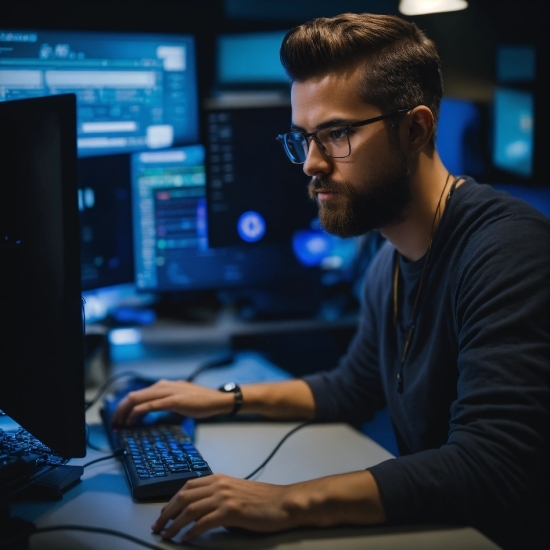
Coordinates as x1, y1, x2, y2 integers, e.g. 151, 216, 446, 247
205, 105, 317, 248
131, 144, 308, 294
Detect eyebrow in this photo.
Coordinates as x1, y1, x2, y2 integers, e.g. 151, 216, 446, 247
290, 118, 356, 133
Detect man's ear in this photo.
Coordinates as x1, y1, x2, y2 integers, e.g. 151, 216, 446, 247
405, 106, 435, 153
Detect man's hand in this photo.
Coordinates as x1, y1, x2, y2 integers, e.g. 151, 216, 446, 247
111, 379, 317, 425
152, 474, 301, 540
152, 471, 386, 541
111, 380, 233, 426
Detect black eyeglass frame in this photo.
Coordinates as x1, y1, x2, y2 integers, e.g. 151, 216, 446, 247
277, 107, 413, 164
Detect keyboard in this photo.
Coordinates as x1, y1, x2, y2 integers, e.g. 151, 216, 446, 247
101, 408, 213, 500
0, 427, 66, 467
0, 427, 76, 497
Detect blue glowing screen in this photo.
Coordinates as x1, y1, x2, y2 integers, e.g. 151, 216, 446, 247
493, 88, 534, 178
217, 31, 289, 85
0, 29, 199, 157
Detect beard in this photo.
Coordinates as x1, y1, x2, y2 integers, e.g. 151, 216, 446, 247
307, 144, 412, 238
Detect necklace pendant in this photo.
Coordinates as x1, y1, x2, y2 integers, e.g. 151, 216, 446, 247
397, 372, 404, 393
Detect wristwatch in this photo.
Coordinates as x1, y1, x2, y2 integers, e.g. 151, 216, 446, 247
218, 382, 243, 417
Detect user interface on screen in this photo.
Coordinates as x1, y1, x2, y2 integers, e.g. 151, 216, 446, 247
78, 154, 134, 290
131, 145, 306, 292
0, 29, 199, 156
205, 105, 317, 248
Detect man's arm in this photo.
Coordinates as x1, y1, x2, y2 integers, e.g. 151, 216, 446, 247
240, 379, 316, 419
112, 378, 316, 425
152, 470, 385, 541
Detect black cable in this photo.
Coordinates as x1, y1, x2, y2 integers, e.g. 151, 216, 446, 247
185, 352, 235, 382
244, 421, 313, 480
81, 449, 125, 469
85, 353, 235, 413
86, 422, 111, 453
31, 525, 177, 550
85, 370, 144, 411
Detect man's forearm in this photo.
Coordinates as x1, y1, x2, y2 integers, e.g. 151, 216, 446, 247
240, 379, 316, 420
286, 470, 386, 528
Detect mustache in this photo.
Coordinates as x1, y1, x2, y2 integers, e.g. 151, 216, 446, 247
308, 177, 354, 198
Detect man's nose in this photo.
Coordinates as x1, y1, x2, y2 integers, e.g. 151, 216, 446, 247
302, 139, 332, 178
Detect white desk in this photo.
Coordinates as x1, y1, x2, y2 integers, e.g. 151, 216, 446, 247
12, 420, 501, 550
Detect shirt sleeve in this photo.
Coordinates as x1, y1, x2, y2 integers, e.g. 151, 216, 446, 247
368, 216, 550, 550
302, 244, 393, 423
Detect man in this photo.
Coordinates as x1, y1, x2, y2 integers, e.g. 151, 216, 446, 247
113, 13, 549, 549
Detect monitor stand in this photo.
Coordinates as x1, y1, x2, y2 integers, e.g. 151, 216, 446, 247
19, 465, 84, 501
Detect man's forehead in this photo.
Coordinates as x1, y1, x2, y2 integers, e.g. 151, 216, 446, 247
290, 71, 376, 130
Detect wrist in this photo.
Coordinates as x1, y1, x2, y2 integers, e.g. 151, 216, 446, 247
285, 471, 386, 529
218, 382, 243, 416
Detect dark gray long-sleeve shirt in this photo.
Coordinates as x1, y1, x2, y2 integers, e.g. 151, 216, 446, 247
304, 179, 550, 550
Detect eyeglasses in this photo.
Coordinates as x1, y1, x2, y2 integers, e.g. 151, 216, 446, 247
277, 108, 412, 164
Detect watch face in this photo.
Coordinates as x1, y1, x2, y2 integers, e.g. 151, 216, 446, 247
222, 382, 236, 392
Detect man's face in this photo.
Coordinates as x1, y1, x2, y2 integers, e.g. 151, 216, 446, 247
290, 67, 412, 237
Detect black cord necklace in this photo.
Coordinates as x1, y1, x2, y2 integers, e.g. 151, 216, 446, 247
392, 172, 460, 393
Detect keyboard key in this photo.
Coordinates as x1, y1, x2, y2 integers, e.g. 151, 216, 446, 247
101, 407, 212, 500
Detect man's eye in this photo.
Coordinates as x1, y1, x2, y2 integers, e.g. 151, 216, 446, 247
328, 128, 348, 140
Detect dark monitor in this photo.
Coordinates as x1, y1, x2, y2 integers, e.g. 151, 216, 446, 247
78, 154, 134, 291
205, 105, 317, 248
496, 44, 536, 83
131, 144, 307, 293
216, 31, 289, 88
0, 94, 86, 458
0, 29, 199, 157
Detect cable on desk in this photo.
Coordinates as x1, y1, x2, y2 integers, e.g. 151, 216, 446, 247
86, 422, 110, 453
185, 352, 235, 382
85, 352, 235, 413
85, 370, 144, 411
81, 448, 126, 469
244, 421, 313, 480
31, 525, 186, 549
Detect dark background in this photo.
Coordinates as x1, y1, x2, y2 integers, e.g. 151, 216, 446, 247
3, 0, 549, 186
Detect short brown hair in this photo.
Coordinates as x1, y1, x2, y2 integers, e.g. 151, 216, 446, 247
280, 13, 443, 144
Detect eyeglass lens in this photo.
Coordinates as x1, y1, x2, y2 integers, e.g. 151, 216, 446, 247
282, 128, 351, 163
283, 133, 308, 163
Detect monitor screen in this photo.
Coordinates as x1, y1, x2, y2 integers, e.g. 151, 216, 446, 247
436, 97, 485, 178
0, 29, 199, 157
78, 154, 134, 291
492, 87, 534, 178
205, 105, 317, 248
217, 31, 289, 87
496, 44, 536, 83
0, 94, 86, 458
131, 145, 306, 293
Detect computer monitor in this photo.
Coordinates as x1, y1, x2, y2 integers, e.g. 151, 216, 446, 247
0, 29, 199, 157
78, 154, 134, 291
130, 144, 308, 294
0, 94, 86, 458
436, 97, 486, 178
492, 87, 534, 179
205, 105, 317, 248
216, 31, 289, 89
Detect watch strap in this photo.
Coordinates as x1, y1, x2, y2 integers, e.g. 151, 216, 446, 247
218, 382, 243, 416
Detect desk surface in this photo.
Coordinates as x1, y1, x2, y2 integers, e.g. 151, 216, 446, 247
12, 419, 500, 550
